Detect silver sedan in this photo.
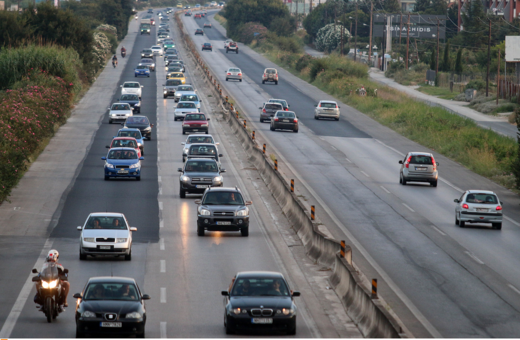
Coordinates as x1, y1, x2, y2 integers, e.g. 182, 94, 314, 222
225, 67, 242, 82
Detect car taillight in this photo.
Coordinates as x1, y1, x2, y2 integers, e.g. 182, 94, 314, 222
262, 109, 266, 113
293, 118, 298, 122
405, 156, 412, 168
432, 157, 437, 171
274, 118, 279, 121
238, 73, 242, 76
462, 204, 469, 209
263, 73, 266, 77
227, 73, 231, 75
496, 206, 502, 211
285, 108, 288, 111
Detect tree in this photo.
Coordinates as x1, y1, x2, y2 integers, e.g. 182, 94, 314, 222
269, 16, 296, 37
442, 40, 450, 72
426, 0, 447, 15
460, 0, 487, 48
383, 0, 401, 13
414, 0, 430, 13
455, 47, 463, 74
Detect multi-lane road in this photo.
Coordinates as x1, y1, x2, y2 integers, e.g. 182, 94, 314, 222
185, 11, 520, 338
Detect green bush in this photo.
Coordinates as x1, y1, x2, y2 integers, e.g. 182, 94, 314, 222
295, 54, 314, 72
492, 103, 517, 114
466, 79, 486, 91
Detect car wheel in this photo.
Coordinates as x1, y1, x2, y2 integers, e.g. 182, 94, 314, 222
335, 117, 340, 121
294, 129, 298, 133
236, 50, 239, 54
109, 120, 112, 124
455, 214, 459, 225
287, 320, 296, 335
262, 80, 265, 84
182, 157, 186, 162
241, 227, 249, 236
76, 327, 85, 338
124, 250, 132, 261
164, 95, 167, 99
226, 49, 228, 53
225, 316, 234, 334
260, 118, 263, 123
431, 180, 438, 187
136, 176, 141, 181
226, 78, 228, 81
197, 224, 205, 236
492, 223, 502, 230
148, 135, 152, 141
79, 251, 86, 261
135, 75, 137, 77
270, 125, 275, 131
205, 131, 209, 134
275, 81, 278, 85
401, 174, 407, 185
141, 149, 144, 156
460, 220, 465, 228
137, 330, 145, 338
104, 175, 109, 181
179, 189, 186, 198
314, 115, 319, 120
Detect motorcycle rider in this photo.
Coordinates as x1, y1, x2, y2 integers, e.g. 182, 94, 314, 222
34, 249, 70, 310
121, 46, 127, 57
112, 54, 118, 67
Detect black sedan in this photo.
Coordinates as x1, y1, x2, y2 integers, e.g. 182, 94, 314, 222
202, 42, 213, 51
74, 277, 150, 338
123, 116, 154, 140
119, 94, 141, 113
222, 271, 300, 334
178, 158, 225, 198
270, 110, 299, 133
195, 28, 204, 35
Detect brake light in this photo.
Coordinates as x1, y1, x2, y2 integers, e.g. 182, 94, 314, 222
462, 204, 469, 209
227, 73, 231, 75
274, 118, 279, 121
496, 206, 502, 211
293, 118, 298, 122
405, 156, 412, 168
238, 73, 242, 76
263, 73, 266, 77
262, 109, 266, 113
285, 108, 288, 111
319, 104, 322, 107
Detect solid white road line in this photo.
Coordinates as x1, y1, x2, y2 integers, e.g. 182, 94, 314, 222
465, 251, 484, 265
160, 322, 167, 338
402, 203, 415, 213
0, 239, 54, 338
431, 225, 446, 236
159, 238, 165, 250
160, 288, 167, 303
360, 170, 370, 178
345, 157, 352, 163
330, 146, 337, 150
508, 284, 520, 295
505, 216, 520, 227
380, 186, 391, 194
160, 260, 166, 273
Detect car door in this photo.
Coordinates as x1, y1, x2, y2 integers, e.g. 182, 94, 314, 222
456, 192, 466, 215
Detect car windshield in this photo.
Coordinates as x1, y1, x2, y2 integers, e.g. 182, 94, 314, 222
84, 283, 138, 301
276, 111, 295, 118
185, 160, 218, 172
111, 104, 130, 110
167, 56, 177, 60
320, 102, 337, 108
112, 139, 137, 148
107, 149, 138, 160
143, 49, 152, 53
84, 216, 127, 230
204, 43, 211, 46
185, 114, 206, 121
171, 73, 184, 78
189, 145, 216, 155
231, 278, 289, 297
265, 104, 282, 110
120, 95, 139, 101
178, 86, 193, 91
466, 194, 498, 204
270, 100, 287, 107
181, 95, 198, 101
126, 116, 149, 124
410, 156, 433, 165
178, 102, 196, 108
124, 83, 140, 88
136, 66, 149, 70
118, 130, 142, 139
203, 191, 244, 205
169, 68, 182, 72
187, 136, 213, 143
140, 59, 152, 64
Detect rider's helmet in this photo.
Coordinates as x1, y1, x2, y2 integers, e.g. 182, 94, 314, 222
46, 249, 59, 262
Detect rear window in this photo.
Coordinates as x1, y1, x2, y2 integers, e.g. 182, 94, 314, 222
465, 193, 498, 204
266, 69, 277, 74
409, 156, 433, 165
178, 102, 196, 108
177, 86, 193, 91
276, 111, 295, 118
320, 102, 337, 108
189, 145, 216, 155
187, 136, 214, 143
265, 104, 282, 110
185, 114, 206, 120
126, 116, 149, 124
185, 160, 218, 172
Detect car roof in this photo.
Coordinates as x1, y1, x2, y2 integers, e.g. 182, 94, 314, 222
123, 82, 140, 85
265, 102, 283, 106
189, 143, 215, 147
269, 98, 286, 102
112, 102, 131, 106
180, 91, 198, 95
205, 187, 241, 193
236, 271, 285, 279
119, 128, 141, 132
466, 190, 496, 195
408, 152, 433, 156
186, 134, 212, 138
108, 147, 138, 151
113, 137, 137, 141
89, 212, 125, 217
186, 157, 217, 162
319, 100, 337, 104
87, 276, 136, 285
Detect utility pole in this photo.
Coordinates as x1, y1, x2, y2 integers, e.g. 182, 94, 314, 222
399, 13, 403, 46
497, 50, 500, 105
341, 21, 344, 56
295, 0, 298, 32
382, 15, 386, 71
354, 1, 358, 61
486, 19, 491, 97
436, 18, 440, 76
406, 14, 410, 69
368, 1, 373, 64
349, 21, 352, 55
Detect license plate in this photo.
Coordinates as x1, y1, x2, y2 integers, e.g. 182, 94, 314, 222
118, 170, 129, 174
283, 119, 290, 122
192, 129, 198, 131
196, 185, 209, 188
217, 221, 231, 225
477, 208, 488, 212
252, 318, 273, 324
415, 167, 427, 171
100, 322, 122, 328
99, 245, 111, 250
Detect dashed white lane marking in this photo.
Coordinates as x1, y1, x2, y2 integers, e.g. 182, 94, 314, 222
330, 146, 337, 150
465, 251, 484, 265
158, 156, 160, 162
159, 187, 163, 196
158, 147, 161, 153
159, 201, 163, 211
159, 238, 165, 250
360, 170, 370, 177
160, 260, 166, 273
160, 322, 167, 338
160, 220, 164, 228
158, 176, 162, 183
160, 288, 167, 303
431, 225, 446, 236
345, 157, 352, 163
508, 284, 520, 295
380, 186, 391, 194
402, 203, 415, 212
157, 141, 161, 146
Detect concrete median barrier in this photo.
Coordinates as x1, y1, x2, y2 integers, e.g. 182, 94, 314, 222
174, 11, 405, 338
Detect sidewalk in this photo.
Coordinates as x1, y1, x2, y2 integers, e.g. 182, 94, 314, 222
303, 46, 517, 139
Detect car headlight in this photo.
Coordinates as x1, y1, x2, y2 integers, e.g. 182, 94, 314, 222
83, 237, 95, 243
164, 90, 168, 93
135, 102, 141, 107
213, 176, 222, 183
106, 163, 114, 169
282, 308, 294, 315
199, 208, 210, 216
82, 311, 96, 318
144, 127, 151, 132
232, 308, 241, 315
182, 123, 189, 127
180, 175, 190, 182
201, 123, 208, 126
116, 238, 128, 243
125, 311, 142, 319
129, 163, 140, 169
183, 148, 189, 154
41, 279, 58, 289
236, 208, 249, 216
138, 143, 142, 147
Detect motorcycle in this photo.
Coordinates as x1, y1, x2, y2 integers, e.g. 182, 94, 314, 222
112, 59, 118, 68
121, 50, 126, 58
32, 263, 68, 323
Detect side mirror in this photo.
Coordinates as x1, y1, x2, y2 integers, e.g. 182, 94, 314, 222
151, 124, 154, 127
73, 293, 82, 299
77, 226, 82, 230
338, 106, 341, 108
220, 169, 226, 173
207, 117, 210, 121
292, 291, 301, 297
501, 201, 504, 205
142, 294, 151, 300
64, 268, 69, 274
454, 199, 460, 203
221, 290, 229, 296
436, 162, 439, 166
107, 107, 111, 110
32, 276, 41, 282
162, 84, 165, 86
398, 160, 403, 164
181, 142, 186, 145
141, 85, 144, 88
120, 85, 123, 87
219, 154, 223, 157
194, 199, 202, 204
32, 268, 38, 274
139, 157, 144, 160
245, 201, 252, 206
130, 227, 137, 232
101, 157, 107, 160
178, 168, 183, 172
215, 142, 219, 145
121, 123, 125, 126
106, 145, 110, 148
314, 104, 317, 107
259, 107, 262, 109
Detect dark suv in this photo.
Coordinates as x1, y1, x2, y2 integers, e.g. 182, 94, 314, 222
259, 102, 283, 122
195, 187, 252, 236
178, 158, 225, 198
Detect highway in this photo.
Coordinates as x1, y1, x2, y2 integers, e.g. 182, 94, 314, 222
187, 11, 520, 338
0, 9, 361, 339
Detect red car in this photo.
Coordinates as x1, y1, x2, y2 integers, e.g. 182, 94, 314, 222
194, 13, 201, 19
150, 18, 155, 26
182, 113, 210, 134
107, 137, 142, 158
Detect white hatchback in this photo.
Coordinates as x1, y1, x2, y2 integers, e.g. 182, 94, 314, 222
314, 100, 340, 120
151, 45, 164, 56
78, 213, 137, 260
108, 103, 133, 124
121, 81, 144, 98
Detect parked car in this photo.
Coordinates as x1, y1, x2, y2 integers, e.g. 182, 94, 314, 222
222, 271, 300, 334
116, 128, 144, 155
270, 111, 298, 133
118, 94, 141, 113
195, 28, 204, 35
454, 190, 503, 229
106, 137, 141, 158
108, 103, 133, 124
139, 58, 155, 71
195, 187, 252, 236
225, 67, 242, 82
399, 152, 439, 187
181, 134, 218, 162
120, 82, 143, 98
123, 116, 153, 140
259, 102, 283, 123
74, 276, 150, 337
262, 68, 278, 84
178, 158, 225, 198
226, 42, 238, 53
175, 102, 199, 121
314, 100, 340, 120
163, 79, 183, 99
101, 148, 144, 181
182, 113, 210, 134
134, 65, 150, 78
175, 84, 196, 102
202, 42, 213, 51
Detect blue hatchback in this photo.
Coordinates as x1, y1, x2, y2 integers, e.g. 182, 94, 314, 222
135, 65, 151, 77
102, 147, 144, 180
116, 128, 145, 155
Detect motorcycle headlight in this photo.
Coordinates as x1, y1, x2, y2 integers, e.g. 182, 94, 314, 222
105, 163, 114, 169
116, 238, 128, 243
180, 175, 190, 182
125, 311, 142, 319
213, 176, 222, 183
82, 310, 96, 318
236, 208, 249, 216
199, 208, 210, 216
83, 237, 95, 243
41, 279, 58, 289
129, 163, 140, 169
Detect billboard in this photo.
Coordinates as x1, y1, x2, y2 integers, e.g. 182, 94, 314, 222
373, 14, 446, 39
505, 36, 520, 62
373, 25, 445, 39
